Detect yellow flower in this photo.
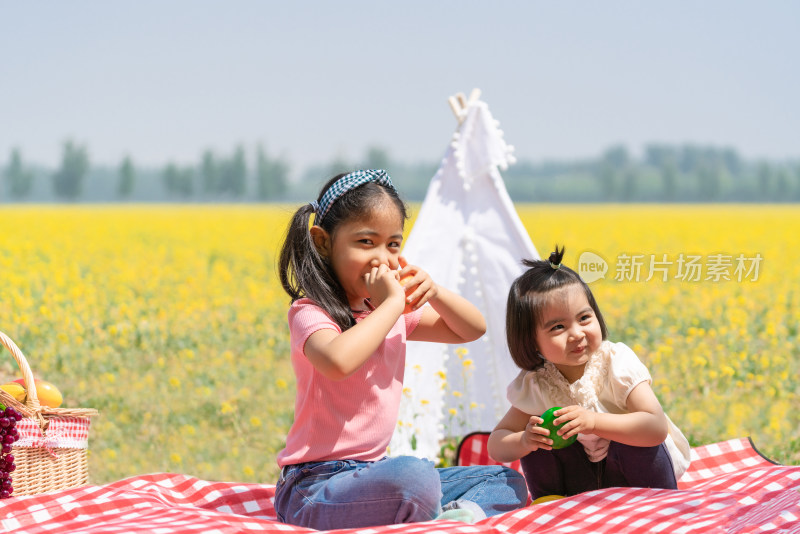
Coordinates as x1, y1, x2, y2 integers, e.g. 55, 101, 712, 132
687, 410, 707, 428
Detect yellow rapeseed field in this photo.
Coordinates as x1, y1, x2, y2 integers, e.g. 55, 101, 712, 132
0, 204, 797, 485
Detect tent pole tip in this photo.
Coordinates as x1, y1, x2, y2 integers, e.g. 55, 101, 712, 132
468, 88, 481, 104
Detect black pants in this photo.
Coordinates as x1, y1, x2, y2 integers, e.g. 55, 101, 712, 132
520, 441, 677, 499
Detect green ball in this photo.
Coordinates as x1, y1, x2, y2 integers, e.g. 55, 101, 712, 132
540, 406, 577, 449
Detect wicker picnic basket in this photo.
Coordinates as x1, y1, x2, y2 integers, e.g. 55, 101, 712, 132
0, 330, 99, 496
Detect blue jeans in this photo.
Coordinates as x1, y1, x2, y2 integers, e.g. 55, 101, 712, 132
274, 456, 527, 530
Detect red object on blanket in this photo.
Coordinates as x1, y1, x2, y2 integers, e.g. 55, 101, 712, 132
1, 437, 799, 533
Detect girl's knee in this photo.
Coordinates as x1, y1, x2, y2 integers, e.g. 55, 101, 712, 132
609, 441, 661, 456
380, 456, 441, 507
607, 442, 677, 489
388, 456, 438, 482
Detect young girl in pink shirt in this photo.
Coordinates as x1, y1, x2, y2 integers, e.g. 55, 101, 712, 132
274, 170, 526, 529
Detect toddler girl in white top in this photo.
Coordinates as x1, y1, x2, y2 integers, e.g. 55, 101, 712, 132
488, 247, 690, 498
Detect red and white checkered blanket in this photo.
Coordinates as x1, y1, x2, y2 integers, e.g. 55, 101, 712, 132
1, 437, 798, 533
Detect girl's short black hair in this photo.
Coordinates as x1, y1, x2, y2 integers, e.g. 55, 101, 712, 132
505, 246, 608, 371
278, 172, 408, 331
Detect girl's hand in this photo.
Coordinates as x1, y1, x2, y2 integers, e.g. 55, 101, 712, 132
364, 261, 405, 311
551, 405, 598, 440
397, 256, 438, 310
489, 406, 547, 462
522, 415, 553, 452
548, 384, 669, 448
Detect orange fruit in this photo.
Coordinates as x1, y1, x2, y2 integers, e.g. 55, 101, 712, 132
399, 274, 420, 314
14, 378, 63, 408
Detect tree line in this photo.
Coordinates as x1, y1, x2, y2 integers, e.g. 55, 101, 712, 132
501, 144, 800, 203
2, 141, 799, 203
1, 142, 290, 203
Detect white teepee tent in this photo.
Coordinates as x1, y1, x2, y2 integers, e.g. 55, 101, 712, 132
389, 90, 540, 460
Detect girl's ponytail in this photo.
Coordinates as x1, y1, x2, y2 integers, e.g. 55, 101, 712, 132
547, 245, 565, 270
278, 203, 315, 301
278, 203, 355, 331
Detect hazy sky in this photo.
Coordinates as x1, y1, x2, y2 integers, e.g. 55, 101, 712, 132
2, 1, 798, 175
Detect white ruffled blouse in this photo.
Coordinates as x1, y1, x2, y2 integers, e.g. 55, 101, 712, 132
507, 340, 691, 480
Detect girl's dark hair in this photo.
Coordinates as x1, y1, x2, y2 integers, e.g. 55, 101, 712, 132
278, 172, 408, 331
506, 246, 608, 371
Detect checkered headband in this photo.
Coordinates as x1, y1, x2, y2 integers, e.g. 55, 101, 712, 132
310, 169, 395, 222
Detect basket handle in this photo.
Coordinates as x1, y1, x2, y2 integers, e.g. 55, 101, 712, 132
0, 330, 42, 409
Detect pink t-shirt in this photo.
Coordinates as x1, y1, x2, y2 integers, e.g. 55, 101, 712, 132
276, 298, 424, 467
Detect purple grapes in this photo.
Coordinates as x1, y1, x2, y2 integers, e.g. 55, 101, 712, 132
0, 405, 20, 498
